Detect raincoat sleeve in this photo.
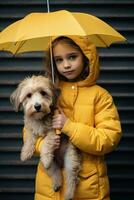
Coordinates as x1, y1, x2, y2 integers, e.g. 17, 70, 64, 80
22, 127, 44, 155
61, 91, 122, 156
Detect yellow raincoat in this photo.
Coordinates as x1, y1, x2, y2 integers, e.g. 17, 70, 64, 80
24, 36, 122, 200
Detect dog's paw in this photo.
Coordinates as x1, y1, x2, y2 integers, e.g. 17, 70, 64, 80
21, 154, 28, 161
65, 196, 73, 200
41, 156, 53, 169
66, 199, 72, 200
65, 190, 75, 200
53, 185, 61, 192
20, 151, 32, 161
52, 176, 62, 192
42, 159, 51, 169
65, 197, 73, 200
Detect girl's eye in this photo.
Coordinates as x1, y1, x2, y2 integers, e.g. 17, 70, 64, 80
69, 55, 77, 60
55, 58, 62, 63
27, 93, 32, 98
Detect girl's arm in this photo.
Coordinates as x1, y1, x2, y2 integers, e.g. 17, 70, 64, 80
61, 92, 122, 156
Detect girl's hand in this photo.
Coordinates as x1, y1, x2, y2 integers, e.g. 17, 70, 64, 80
45, 134, 61, 150
53, 135, 61, 150
52, 108, 67, 130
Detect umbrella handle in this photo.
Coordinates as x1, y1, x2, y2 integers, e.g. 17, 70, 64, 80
54, 109, 61, 135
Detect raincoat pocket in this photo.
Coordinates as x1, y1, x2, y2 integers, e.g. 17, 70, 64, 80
79, 168, 97, 178
75, 168, 98, 199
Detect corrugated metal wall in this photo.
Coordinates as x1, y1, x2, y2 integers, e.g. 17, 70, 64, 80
0, 1, 134, 200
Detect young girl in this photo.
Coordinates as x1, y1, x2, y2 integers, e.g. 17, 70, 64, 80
24, 36, 122, 200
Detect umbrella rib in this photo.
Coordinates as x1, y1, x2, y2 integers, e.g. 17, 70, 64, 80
96, 34, 108, 47
14, 40, 26, 54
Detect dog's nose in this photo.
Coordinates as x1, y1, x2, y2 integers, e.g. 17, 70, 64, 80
34, 103, 41, 112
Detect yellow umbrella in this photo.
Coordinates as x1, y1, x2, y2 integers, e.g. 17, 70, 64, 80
0, 10, 126, 54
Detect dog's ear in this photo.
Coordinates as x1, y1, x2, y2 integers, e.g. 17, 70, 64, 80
10, 85, 23, 112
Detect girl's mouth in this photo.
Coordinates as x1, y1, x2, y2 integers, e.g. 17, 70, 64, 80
63, 70, 74, 76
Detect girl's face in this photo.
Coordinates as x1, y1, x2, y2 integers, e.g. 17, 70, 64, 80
53, 41, 84, 80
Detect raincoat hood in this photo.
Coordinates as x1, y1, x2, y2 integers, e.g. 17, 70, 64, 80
51, 35, 100, 87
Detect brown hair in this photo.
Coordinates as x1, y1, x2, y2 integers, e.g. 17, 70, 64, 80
52, 36, 81, 51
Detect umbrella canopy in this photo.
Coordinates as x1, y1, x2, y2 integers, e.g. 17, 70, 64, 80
0, 10, 126, 54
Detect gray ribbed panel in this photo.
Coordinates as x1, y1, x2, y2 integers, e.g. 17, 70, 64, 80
0, 1, 134, 200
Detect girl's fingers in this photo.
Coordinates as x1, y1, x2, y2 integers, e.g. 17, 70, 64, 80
54, 136, 60, 149
47, 136, 60, 147
53, 124, 62, 129
53, 114, 61, 119
58, 107, 65, 116
52, 116, 61, 123
52, 112, 67, 129
52, 120, 62, 129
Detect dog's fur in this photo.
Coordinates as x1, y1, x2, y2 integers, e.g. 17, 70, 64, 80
10, 75, 81, 200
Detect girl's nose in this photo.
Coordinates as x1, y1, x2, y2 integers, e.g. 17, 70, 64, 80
63, 60, 71, 69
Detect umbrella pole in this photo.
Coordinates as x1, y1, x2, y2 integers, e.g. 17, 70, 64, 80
47, 0, 50, 12
46, 0, 55, 83
49, 38, 55, 84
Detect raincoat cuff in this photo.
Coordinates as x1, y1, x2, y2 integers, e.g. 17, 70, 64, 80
61, 118, 75, 137
35, 138, 44, 155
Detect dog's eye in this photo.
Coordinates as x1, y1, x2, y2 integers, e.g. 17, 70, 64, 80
27, 93, 32, 98
40, 91, 48, 97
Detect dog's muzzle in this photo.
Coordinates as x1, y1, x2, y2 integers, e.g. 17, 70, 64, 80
34, 103, 41, 112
